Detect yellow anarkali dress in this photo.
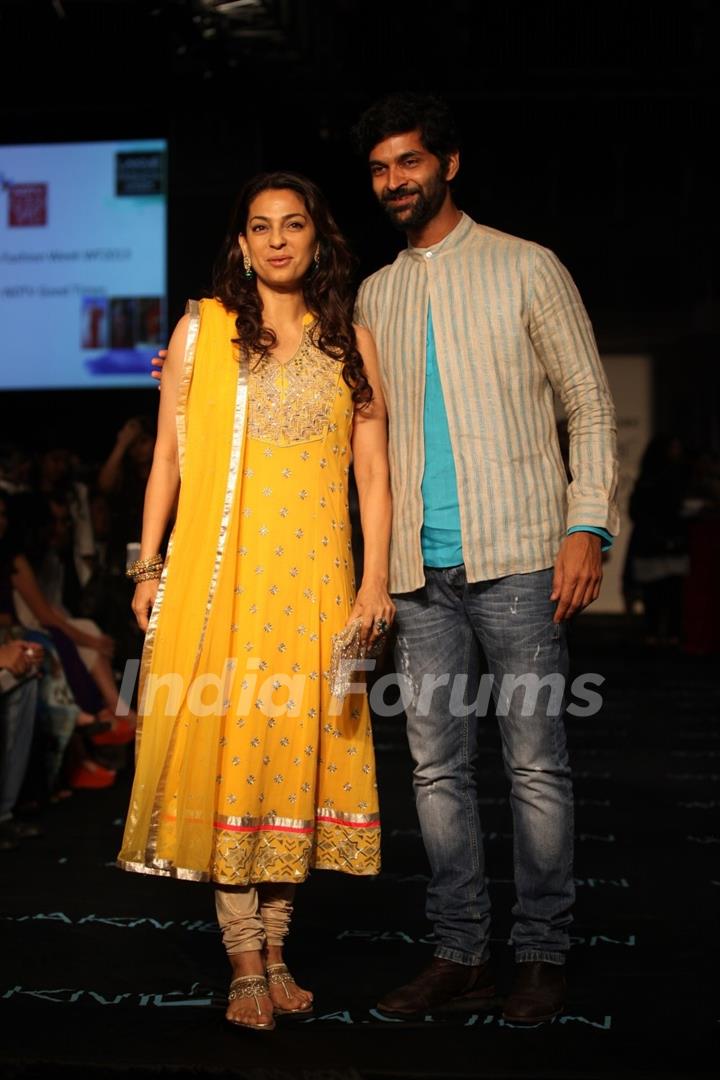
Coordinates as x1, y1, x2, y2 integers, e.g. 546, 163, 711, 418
117, 299, 380, 884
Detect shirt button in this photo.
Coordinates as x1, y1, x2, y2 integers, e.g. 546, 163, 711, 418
425, 251, 433, 259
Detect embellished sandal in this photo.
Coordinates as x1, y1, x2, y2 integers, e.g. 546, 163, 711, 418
266, 962, 314, 1016
227, 974, 276, 1031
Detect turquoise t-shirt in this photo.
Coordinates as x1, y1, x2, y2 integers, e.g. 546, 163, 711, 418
419, 307, 615, 568
420, 307, 464, 567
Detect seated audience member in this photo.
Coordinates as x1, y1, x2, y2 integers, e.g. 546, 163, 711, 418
33, 441, 96, 596
97, 415, 158, 574
0, 494, 132, 792
7, 493, 136, 729
79, 487, 144, 676
0, 637, 43, 850
0, 444, 33, 497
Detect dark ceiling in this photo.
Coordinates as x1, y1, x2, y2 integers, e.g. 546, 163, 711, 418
1, 1, 716, 111
1, 1, 718, 347
0, 0, 717, 449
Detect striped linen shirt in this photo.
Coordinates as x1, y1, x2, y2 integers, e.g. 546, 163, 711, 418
354, 212, 620, 594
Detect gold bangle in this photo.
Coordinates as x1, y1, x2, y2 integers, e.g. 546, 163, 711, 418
131, 569, 162, 583
132, 555, 162, 569
126, 554, 163, 579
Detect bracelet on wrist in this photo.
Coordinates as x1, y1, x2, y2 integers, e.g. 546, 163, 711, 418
126, 554, 163, 582
130, 569, 163, 584
126, 554, 162, 578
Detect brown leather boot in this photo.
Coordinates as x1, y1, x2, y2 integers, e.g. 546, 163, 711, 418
376, 956, 496, 1018
502, 961, 565, 1022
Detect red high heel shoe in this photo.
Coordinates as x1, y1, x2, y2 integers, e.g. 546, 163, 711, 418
69, 762, 117, 789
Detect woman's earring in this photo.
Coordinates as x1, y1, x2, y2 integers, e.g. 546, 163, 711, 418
313, 247, 320, 269
243, 254, 254, 279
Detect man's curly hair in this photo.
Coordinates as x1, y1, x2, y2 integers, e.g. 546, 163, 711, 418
352, 92, 460, 174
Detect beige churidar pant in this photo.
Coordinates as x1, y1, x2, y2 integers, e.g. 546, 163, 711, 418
214, 884, 295, 954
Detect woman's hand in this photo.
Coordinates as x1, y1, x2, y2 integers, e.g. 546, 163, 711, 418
132, 580, 160, 632
349, 325, 393, 655
348, 578, 396, 651
0, 640, 42, 677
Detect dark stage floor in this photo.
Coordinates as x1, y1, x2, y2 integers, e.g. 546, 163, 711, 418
2, 616, 718, 1079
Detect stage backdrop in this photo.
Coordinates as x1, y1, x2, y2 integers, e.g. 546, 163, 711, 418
0, 139, 166, 390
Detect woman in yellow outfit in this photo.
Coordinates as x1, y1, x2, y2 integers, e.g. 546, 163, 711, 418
117, 172, 393, 1031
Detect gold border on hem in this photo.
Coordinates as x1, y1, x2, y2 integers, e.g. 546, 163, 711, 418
116, 858, 210, 882
116, 856, 379, 886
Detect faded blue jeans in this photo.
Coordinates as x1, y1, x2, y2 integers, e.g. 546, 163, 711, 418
393, 565, 574, 967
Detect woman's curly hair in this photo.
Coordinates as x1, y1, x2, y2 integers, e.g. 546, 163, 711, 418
212, 171, 371, 408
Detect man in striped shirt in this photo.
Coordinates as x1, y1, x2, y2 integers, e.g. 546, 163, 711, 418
353, 93, 619, 1023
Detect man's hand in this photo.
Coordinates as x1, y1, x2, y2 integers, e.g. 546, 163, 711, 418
550, 533, 603, 622
151, 349, 168, 388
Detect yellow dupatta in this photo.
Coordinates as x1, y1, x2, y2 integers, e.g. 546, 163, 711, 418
118, 298, 249, 879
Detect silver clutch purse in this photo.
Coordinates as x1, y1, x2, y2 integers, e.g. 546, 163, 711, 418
328, 618, 386, 699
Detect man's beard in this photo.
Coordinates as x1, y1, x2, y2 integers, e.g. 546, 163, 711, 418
381, 170, 447, 232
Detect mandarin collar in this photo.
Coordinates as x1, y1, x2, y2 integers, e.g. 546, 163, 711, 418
404, 211, 474, 262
